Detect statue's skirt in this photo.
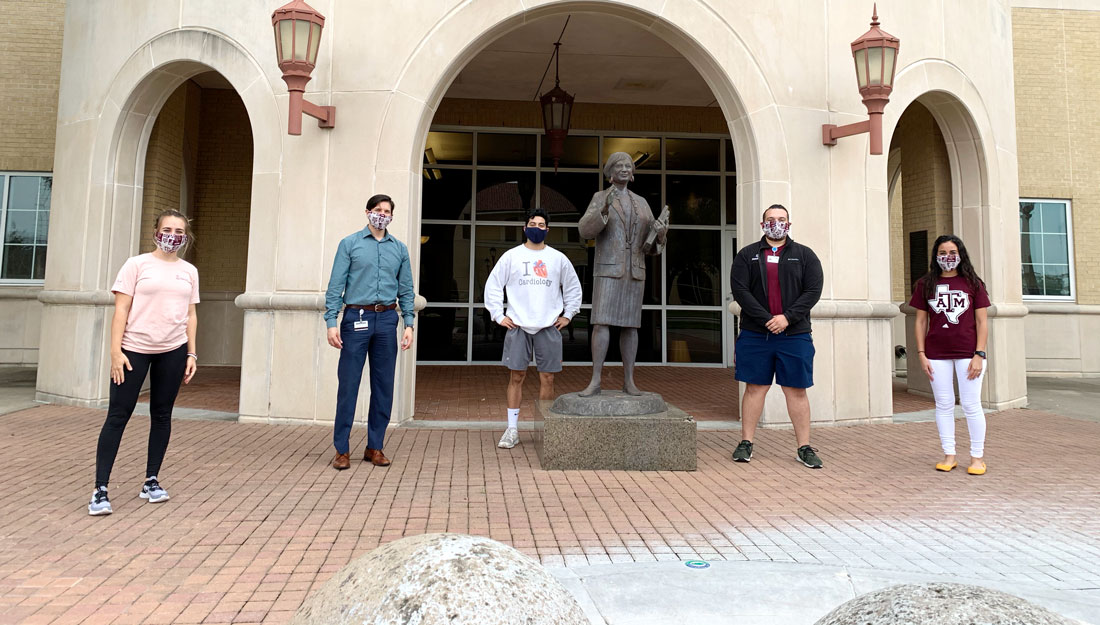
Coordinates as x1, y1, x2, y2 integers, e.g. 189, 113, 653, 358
590, 275, 644, 328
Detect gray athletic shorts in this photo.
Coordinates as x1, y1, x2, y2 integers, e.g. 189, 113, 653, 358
502, 326, 563, 373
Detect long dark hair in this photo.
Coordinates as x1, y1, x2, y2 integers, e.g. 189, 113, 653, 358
921, 234, 985, 300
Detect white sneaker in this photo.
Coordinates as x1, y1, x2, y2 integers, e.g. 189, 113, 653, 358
497, 427, 519, 449
88, 486, 112, 516
139, 477, 170, 503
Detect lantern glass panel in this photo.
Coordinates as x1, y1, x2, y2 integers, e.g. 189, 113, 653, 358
882, 47, 897, 88
867, 47, 884, 85
293, 20, 310, 60
854, 48, 868, 89
308, 23, 322, 64
278, 20, 295, 63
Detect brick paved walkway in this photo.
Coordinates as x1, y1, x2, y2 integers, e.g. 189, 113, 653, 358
162, 366, 936, 420
1, 404, 1097, 624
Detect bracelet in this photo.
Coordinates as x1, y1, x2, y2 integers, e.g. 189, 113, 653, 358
917, 350, 925, 353
186, 353, 198, 361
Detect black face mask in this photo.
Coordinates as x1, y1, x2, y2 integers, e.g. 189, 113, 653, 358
525, 227, 548, 244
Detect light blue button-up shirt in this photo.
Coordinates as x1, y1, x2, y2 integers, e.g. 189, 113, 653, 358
324, 227, 415, 328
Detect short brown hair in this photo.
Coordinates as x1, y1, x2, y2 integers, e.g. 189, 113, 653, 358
762, 204, 789, 221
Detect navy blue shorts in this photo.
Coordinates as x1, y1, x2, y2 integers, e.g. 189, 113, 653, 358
734, 330, 815, 389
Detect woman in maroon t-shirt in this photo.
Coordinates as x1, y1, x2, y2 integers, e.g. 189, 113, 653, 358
909, 235, 990, 475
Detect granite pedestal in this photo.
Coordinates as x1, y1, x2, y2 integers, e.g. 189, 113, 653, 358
534, 391, 696, 471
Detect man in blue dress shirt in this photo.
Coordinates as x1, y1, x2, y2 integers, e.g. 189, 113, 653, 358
324, 194, 416, 470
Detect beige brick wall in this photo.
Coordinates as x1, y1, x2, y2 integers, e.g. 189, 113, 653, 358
890, 101, 953, 300
139, 84, 252, 291
191, 89, 253, 292
1013, 8, 1100, 304
0, 0, 64, 172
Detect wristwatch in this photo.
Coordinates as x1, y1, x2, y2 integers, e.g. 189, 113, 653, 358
974, 351, 986, 359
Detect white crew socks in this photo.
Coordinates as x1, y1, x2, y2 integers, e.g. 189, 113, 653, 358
507, 408, 519, 430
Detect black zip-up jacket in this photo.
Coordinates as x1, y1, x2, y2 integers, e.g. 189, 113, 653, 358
730, 235, 823, 335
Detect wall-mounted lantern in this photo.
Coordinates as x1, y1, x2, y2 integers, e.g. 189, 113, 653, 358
822, 4, 899, 155
272, 0, 335, 135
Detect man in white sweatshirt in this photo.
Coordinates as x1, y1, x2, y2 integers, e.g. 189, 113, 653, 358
484, 208, 583, 449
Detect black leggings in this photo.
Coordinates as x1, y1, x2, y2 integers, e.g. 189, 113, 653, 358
95, 344, 188, 488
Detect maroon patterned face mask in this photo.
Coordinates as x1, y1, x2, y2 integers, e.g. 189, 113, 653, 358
762, 220, 789, 240
154, 232, 187, 253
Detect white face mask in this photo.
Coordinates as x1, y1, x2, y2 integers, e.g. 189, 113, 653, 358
368, 211, 393, 230
937, 254, 960, 271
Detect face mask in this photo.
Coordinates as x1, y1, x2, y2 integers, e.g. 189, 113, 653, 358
936, 254, 960, 271
525, 227, 548, 244
368, 211, 393, 230
154, 231, 186, 254
762, 220, 789, 240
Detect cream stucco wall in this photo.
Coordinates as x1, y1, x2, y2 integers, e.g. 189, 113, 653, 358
39, 0, 1029, 422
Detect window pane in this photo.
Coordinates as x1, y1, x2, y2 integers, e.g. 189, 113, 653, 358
474, 224, 523, 303
628, 173, 662, 219
544, 226, 592, 305
539, 172, 599, 223
1041, 234, 1068, 265
541, 135, 598, 169
666, 138, 720, 171
1020, 233, 1041, 265
1043, 265, 1071, 297
417, 307, 468, 361
7, 177, 40, 210
1, 245, 33, 279
477, 133, 536, 167
602, 137, 660, 170
725, 139, 736, 173
422, 169, 471, 220
419, 225, 470, 303
475, 170, 536, 222
1019, 202, 1039, 232
1021, 264, 1043, 296
597, 311, 663, 363
667, 175, 720, 225
667, 310, 722, 363
4, 210, 36, 244
561, 309, 591, 362
666, 229, 721, 306
1039, 202, 1066, 233
725, 176, 737, 225
36, 211, 49, 244
33, 246, 47, 280
472, 308, 507, 361
425, 131, 473, 165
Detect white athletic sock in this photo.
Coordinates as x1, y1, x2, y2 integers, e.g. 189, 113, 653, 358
507, 408, 519, 430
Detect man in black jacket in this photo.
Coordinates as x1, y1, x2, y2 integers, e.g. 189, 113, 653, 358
729, 204, 824, 468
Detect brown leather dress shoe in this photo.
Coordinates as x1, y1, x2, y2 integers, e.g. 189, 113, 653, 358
364, 448, 391, 466
332, 452, 350, 470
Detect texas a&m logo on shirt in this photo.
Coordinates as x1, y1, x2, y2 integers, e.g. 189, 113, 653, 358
927, 283, 970, 324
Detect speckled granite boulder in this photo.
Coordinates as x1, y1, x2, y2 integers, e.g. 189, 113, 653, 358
815, 582, 1076, 625
288, 533, 587, 625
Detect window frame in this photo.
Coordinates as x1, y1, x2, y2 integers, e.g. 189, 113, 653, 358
1019, 198, 1075, 302
0, 171, 52, 285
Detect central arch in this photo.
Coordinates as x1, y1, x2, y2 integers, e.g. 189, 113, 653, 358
372, 0, 788, 419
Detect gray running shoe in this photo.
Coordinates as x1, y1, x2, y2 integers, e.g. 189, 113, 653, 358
732, 440, 754, 462
88, 487, 112, 516
140, 477, 170, 503
497, 427, 519, 449
797, 445, 823, 469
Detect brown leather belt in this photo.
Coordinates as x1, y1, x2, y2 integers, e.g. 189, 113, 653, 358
346, 303, 397, 312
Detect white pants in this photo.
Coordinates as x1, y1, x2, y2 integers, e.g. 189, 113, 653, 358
929, 358, 986, 457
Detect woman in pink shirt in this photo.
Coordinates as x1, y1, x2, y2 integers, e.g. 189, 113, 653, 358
89, 210, 199, 515
909, 235, 990, 476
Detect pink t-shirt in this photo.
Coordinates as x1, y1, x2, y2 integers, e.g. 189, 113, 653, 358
111, 253, 200, 354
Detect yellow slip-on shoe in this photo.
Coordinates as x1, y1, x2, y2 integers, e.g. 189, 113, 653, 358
967, 461, 987, 475
935, 461, 957, 472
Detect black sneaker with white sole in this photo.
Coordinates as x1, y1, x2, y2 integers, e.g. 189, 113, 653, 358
797, 445, 823, 469
732, 440, 754, 462
140, 477, 170, 503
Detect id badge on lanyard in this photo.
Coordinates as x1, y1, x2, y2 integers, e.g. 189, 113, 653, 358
353, 308, 369, 331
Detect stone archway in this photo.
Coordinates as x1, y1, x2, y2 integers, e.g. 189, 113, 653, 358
875, 60, 1027, 410
365, 1, 785, 421
36, 29, 281, 407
